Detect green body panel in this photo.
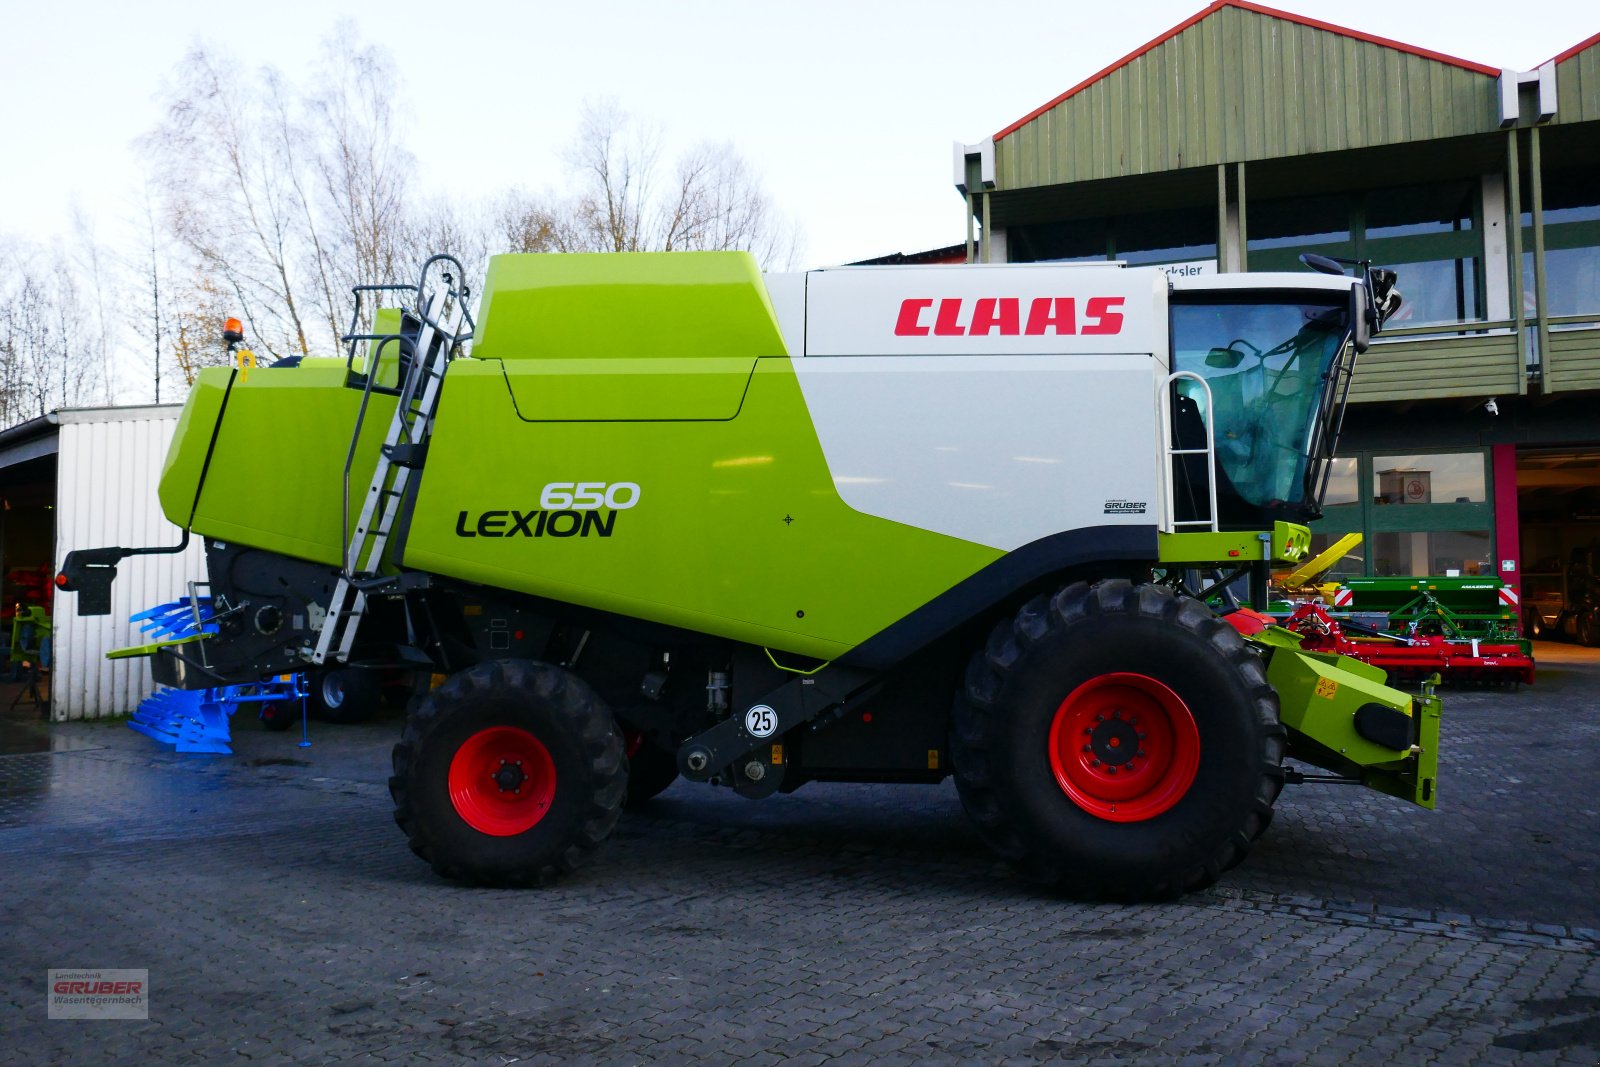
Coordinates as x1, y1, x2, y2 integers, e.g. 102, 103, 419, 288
158, 364, 398, 566
472, 252, 788, 363
157, 371, 231, 526
1158, 521, 1311, 566
503, 358, 756, 422
1263, 638, 1437, 809
402, 357, 1003, 660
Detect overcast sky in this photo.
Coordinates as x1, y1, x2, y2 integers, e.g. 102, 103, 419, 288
2, 0, 1594, 271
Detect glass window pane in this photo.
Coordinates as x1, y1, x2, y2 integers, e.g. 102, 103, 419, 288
1247, 194, 1351, 252
1379, 257, 1482, 326
1114, 208, 1217, 265
1010, 220, 1109, 263
1522, 166, 1600, 225
1371, 453, 1486, 504
1370, 530, 1491, 577
1307, 531, 1365, 580
1366, 182, 1474, 238
1321, 456, 1359, 505
1524, 246, 1600, 318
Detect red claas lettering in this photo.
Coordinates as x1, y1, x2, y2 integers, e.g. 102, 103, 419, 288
895, 297, 1124, 337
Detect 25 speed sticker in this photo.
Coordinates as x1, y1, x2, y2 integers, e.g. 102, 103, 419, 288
744, 705, 778, 738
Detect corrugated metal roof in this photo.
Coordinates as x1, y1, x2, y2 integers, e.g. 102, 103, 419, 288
993, 0, 1502, 191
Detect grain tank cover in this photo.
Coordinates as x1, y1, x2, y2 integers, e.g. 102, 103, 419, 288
471, 251, 789, 362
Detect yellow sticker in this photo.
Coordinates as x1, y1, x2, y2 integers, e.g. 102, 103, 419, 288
1314, 677, 1340, 700
927, 749, 940, 770
771, 744, 784, 765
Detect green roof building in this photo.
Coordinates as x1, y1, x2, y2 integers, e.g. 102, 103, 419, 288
957, 0, 1600, 632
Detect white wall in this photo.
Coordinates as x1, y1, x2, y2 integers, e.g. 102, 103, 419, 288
51, 406, 209, 720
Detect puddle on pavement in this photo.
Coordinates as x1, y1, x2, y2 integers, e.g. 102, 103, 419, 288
0, 716, 104, 756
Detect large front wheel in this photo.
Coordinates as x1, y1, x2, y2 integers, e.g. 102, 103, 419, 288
951, 580, 1284, 901
390, 660, 626, 886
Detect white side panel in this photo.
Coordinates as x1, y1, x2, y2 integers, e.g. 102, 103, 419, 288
804, 264, 1165, 357
763, 272, 807, 357
53, 412, 208, 720
792, 355, 1163, 551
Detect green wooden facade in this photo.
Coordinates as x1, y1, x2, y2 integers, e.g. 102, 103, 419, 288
971, 0, 1600, 407
1553, 34, 1600, 126
995, 3, 1500, 190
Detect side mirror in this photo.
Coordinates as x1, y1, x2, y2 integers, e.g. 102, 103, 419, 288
1205, 347, 1245, 369
1300, 253, 1347, 277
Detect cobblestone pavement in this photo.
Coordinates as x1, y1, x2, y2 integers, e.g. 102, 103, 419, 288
1, 641, 1597, 1065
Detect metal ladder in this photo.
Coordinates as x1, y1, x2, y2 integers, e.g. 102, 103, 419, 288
1163, 370, 1219, 533
312, 256, 473, 666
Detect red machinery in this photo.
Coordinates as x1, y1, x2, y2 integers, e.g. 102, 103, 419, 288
1263, 602, 1535, 686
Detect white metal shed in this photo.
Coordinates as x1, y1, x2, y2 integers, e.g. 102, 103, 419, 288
0, 405, 208, 720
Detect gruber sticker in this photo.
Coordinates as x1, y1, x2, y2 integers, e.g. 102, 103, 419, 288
1103, 500, 1148, 515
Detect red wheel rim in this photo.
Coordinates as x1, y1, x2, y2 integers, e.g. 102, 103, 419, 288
448, 726, 558, 836
1047, 672, 1200, 823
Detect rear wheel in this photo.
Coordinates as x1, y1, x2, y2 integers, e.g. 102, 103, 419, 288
951, 579, 1284, 901
258, 701, 297, 732
310, 668, 383, 724
623, 732, 681, 808
1579, 610, 1600, 647
390, 660, 626, 886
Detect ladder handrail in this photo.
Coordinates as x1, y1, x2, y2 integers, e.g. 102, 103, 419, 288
1163, 370, 1219, 534
313, 254, 475, 666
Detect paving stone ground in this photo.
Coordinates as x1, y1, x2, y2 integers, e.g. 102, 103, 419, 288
1, 639, 1597, 1065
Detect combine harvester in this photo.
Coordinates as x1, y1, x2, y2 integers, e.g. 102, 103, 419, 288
59, 249, 1443, 900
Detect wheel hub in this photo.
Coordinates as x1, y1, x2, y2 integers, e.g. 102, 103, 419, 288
447, 726, 557, 836
1087, 713, 1143, 769
1048, 672, 1201, 823
493, 759, 526, 793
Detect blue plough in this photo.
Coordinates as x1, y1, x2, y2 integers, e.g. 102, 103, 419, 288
125, 598, 307, 755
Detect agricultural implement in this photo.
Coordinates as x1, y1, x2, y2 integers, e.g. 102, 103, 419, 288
119, 598, 308, 752
1326, 577, 1534, 685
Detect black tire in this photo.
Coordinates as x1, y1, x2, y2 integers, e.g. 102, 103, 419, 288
1579, 611, 1600, 648
389, 659, 626, 886
310, 668, 384, 724
624, 740, 681, 809
258, 700, 297, 732
951, 579, 1284, 901
1526, 609, 1544, 640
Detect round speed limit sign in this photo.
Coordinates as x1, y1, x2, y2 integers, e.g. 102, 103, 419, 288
744, 704, 778, 738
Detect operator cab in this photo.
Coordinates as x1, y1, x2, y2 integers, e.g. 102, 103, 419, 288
1167, 266, 1398, 531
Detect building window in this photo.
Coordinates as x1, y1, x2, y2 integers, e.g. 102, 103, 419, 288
1322, 456, 1359, 506
1011, 206, 1215, 266
1306, 530, 1365, 581
1371, 453, 1487, 504
1308, 449, 1493, 579
1370, 530, 1492, 577
1247, 181, 1482, 328
1522, 166, 1600, 321
1248, 194, 1350, 251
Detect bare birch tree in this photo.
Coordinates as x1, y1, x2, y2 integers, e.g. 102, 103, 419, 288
0, 241, 103, 423
520, 100, 800, 268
